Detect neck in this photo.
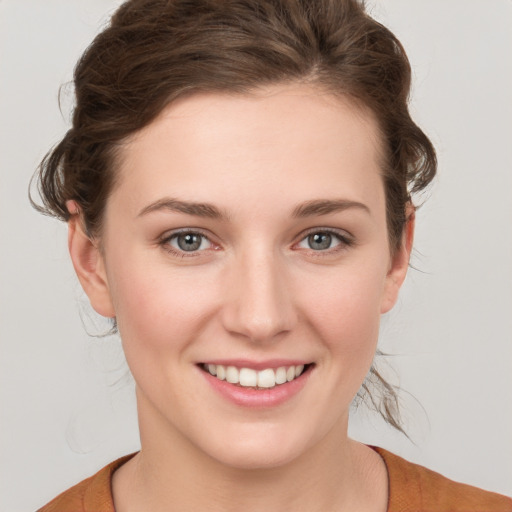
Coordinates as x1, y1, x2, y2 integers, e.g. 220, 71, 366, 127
112, 389, 387, 512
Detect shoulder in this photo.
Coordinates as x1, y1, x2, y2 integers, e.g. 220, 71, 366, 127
373, 447, 512, 512
37, 454, 136, 512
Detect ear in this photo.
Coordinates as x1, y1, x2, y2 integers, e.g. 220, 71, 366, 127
380, 205, 415, 314
67, 201, 115, 318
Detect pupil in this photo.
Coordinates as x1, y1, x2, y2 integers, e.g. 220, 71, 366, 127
178, 233, 201, 251
309, 233, 331, 250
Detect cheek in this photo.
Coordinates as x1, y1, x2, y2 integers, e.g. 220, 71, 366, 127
303, 263, 385, 329
297, 260, 386, 364
107, 263, 221, 411
106, 255, 217, 356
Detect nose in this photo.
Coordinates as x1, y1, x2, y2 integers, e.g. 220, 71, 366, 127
220, 247, 297, 344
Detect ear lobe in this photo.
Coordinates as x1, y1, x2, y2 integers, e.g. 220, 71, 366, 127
67, 209, 115, 318
380, 206, 415, 314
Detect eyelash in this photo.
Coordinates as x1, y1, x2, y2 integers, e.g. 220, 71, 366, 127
159, 229, 216, 258
158, 228, 354, 258
296, 228, 354, 255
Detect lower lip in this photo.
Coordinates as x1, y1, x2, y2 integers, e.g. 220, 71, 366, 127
199, 365, 313, 408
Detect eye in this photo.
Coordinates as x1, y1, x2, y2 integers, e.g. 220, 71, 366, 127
297, 230, 350, 251
167, 232, 212, 253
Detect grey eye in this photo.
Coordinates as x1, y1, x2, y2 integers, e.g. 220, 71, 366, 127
307, 232, 334, 250
172, 233, 208, 252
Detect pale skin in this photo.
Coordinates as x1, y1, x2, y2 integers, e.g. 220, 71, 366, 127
67, 83, 414, 512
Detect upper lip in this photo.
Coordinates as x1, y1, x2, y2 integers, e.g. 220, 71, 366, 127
199, 359, 312, 371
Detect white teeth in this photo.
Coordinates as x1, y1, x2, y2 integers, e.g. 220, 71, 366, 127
203, 363, 308, 388
275, 367, 287, 385
257, 369, 276, 388
216, 365, 226, 380
226, 366, 239, 384
239, 368, 257, 387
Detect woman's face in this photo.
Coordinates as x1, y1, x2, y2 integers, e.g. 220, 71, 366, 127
72, 84, 411, 469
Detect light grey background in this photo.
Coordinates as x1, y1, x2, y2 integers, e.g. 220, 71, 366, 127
1, 1, 511, 510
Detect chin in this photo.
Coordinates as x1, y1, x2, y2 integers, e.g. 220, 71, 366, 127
211, 443, 301, 471
198, 423, 318, 471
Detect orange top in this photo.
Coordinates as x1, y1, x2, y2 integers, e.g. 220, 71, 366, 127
38, 447, 512, 512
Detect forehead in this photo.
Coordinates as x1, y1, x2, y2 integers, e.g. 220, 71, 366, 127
111, 84, 385, 216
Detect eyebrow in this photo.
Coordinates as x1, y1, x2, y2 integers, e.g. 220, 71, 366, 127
137, 197, 370, 220
137, 198, 227, 219
292, 199, 370, 218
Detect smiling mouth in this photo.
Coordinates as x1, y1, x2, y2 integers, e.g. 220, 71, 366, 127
200, 363, 312, 389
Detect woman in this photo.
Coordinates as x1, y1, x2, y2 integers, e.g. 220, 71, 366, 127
24, 0, 511, 510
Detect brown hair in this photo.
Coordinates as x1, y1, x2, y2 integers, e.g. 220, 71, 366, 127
32, 0, 436, 433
